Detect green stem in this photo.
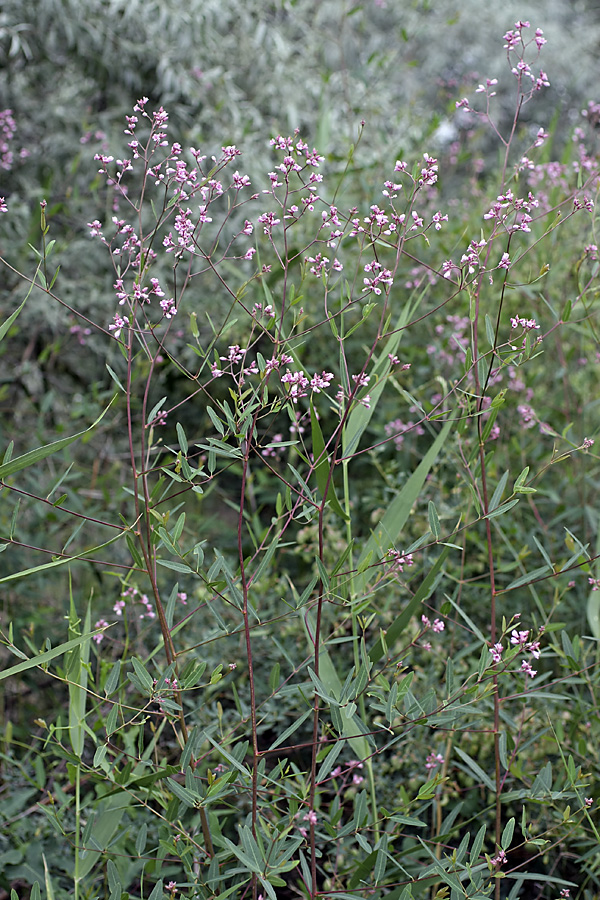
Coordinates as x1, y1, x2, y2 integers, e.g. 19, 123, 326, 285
342, 456, 380, 843
74, 763, 80, 900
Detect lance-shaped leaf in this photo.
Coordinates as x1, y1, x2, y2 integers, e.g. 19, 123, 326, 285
0, 398, 115, 480
353, 419, 452, 600
310, 399, 348, 520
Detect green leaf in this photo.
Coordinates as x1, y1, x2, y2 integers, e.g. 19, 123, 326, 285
267, 707, 313, 751
156, 559, 192, 573
369, 547, 449, 663
131, 657, 154, 693
428, 500, 441, 539
176, 422, 189, 455
107, 860, 121, 896
307, 666, 340, 705
204, 735, 252, 778
505, 565, 551, 591
207, 406, 225, 436
105, 364, 125, 393
0, 398, 115, 480
0, 628, 105, 681
374, 833, 388, 883
485, 498, 519, 519
343, 289, 423, 458
355, 420, 453, 601
146, 396, 167, 427
501, 817, 515, 850
513, 466, 529, 488
485, 313, 495, 348
310, 398, 348, 520
316, 740, 345, 783
68, 595, 92, 758
0, 292, 30, 344
489, 470, 509, 511
166, 777, 202, 808
454, 745, 496, 792
470, 824, 485, 863
148, 880, 164, 900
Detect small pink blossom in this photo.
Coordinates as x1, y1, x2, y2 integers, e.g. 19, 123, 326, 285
490, 848, 507, 867
425, 752, 444, 770
521, 660, 537, 679
109, 313, 129, 339
489, 642, 504, 663
87, 219, 103, 237
93, 619, 109, 644
511, 629, 530, 647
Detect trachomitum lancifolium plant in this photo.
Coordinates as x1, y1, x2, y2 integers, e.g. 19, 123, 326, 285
1, 18, 600, 900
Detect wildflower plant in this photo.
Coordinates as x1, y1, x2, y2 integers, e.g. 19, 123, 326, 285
1, 19, 600, 900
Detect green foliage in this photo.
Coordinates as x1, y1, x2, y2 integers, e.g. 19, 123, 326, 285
2, 9, 600, 900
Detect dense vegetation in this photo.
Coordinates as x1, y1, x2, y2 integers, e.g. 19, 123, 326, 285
2, 4, 600, 900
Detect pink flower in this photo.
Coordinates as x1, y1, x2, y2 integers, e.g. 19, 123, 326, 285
87, 219, 103, 237
109, 313, 129, 339
425, 752, 444, 770
93, 619, 109, 644
257, 211, 281, 235
511, 629, 530, 647
310, 371, 334, 393
490, 848, 507, 867
521, 660, 537, 679
489, 642, 504, 663
281, 369, 310, 402
160, 297, 177, 319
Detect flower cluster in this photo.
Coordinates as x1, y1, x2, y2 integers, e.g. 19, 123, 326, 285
281, 368, 334, 402
489, 621, 543, 680
421, 615, 445, 633
385, 548, 414, 575
425, 751, 444, 771
330, 759, 364, 785
510, 314, 540, 332
93, 619, 109, 644
384, 417, 425, 450
0, 108, 29, 173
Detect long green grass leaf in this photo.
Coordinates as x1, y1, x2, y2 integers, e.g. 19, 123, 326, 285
354, 420, 453, 601
369, 546, 449, 663
0, 398, 115, 479
1, 629, 104, 681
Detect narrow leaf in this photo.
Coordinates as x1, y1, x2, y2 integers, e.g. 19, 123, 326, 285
310, 398, 348, 520
355, 420, 453, 601
0, 399, 115, 479
428, 501, 441, 539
